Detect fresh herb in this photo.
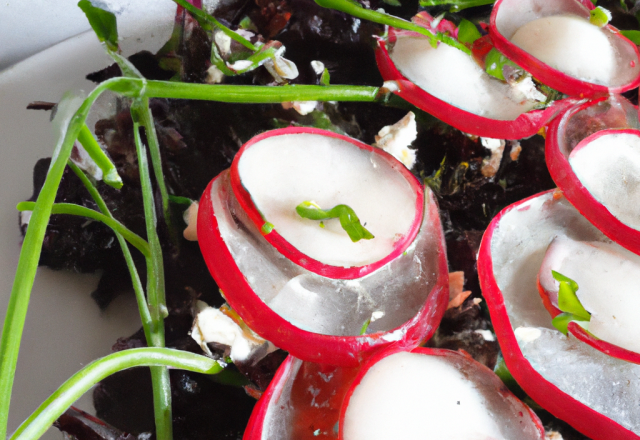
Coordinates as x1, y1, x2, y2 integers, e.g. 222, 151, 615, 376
314, 0, 472, 55
484, 48, 521, 81
419, 0, 495, 12
621, 30, 640, 45
457, 19, 482, 45
360, 318, 371, 335
77, 0, 119, 51
262, 222, 275, 234
551, 271, 591, 335
589, 6, 611, 27
296, 201, 374, 242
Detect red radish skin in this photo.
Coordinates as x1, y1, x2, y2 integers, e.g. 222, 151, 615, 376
198, 129, 449, 366
244, 357, 360, 440
338, 346, 546, 440
229, 127, 425, 280
375, 35, 577, 139
546, 99, 640, 255
490, 0, 640, 97
478, 190, 640, 440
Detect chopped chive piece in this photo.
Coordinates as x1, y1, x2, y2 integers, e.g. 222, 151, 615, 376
360, 318, 371, 335
555, 278, 590, 321
551, 270, 579, 292
296, 201, 374, 242
262, 222, 275, 234
590, 6, 611, 27
485, 48, 521, 81
552, 312, 589, 336
457, 19, 482, 45
320, 68, 331, 86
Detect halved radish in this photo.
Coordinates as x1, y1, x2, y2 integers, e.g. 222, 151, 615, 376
478, 190, 640, 439
245, 348, 544, 440
537, 237, 640, 364
375, 30, 577, 139
490, 0, 640, 96
339, 347, 544, 440
546, 96, 640, 255
198, 127, 449, 366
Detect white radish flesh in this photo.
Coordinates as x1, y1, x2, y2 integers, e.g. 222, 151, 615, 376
570, 132, 640, 231
510, 15, 616, 85
343, 352, 538, 440
389, 36, 538, 121
237, 133, 418, 268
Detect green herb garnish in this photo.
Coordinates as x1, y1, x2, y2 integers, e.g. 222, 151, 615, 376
589, 6, 611, 28
457, 19, 482, 45
485, 48, 521, 81
296, 201, 374, 242
551, 271, 591, 335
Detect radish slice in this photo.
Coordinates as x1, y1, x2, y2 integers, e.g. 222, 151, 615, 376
546, 97, 640, 255
538, 237, 640, 363
230, 128, 424, 278
478, 190, 640, 439
244, 348, 544, 440
198, 127, 449, 366
340, 348, 544, 440
375, 35, 577, 139
490, 0, 640, 96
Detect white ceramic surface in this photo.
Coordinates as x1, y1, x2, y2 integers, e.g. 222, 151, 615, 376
0, 2, 176, 438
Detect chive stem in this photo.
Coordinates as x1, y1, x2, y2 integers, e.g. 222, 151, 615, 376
314, 0, 471, 55
0, 77, 123, 440
10, 348, 223, 440
67, 162, 154, 342
16, 202, 151, 258
131, 101, 172, 440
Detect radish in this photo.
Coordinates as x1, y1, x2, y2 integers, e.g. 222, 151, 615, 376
198, 127, 449, 366
478, 190, 640, 439
490, 0, 640, 96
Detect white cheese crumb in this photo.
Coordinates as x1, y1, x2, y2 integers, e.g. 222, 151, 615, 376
205, 65, 224, 84
480, 137, 506, 177
514, 327, 542, 343
374, 112, 417, 169
183, 201, 199, 242
282, 100, 318, 115
510, 76, 546, 103
214, 31, 232, 57
474, 329, 495, 342
371, 311, 385, 322
311, 60, 325, 75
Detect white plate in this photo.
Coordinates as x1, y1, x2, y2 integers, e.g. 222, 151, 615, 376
0, 2, 176, 438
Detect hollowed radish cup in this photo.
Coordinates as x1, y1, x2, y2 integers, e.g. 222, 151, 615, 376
478, 190, 640, 439
375, 30, 576, 139
546, 95, 640, 255
490, 0, 640, 97
245, 347, 545, 440
198, 127, 449, 366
